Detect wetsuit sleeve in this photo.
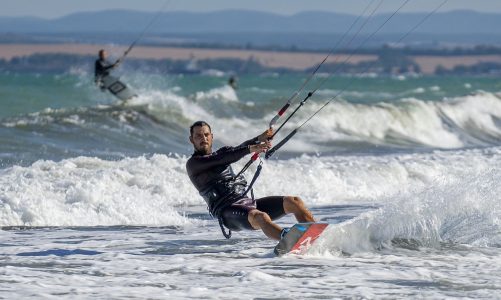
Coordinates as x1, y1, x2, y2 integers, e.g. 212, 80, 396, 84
187, 146, 250, 176
102, 60, 116, 71
95, 60, 115, 76
238, 136, 260, 148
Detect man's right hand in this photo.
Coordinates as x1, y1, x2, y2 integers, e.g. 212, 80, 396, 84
249, 141, 271, 154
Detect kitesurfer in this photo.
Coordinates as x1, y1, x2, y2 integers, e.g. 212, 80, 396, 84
186, 121, 316, 240
228, 76, 238, 90
94, 49, 120, 90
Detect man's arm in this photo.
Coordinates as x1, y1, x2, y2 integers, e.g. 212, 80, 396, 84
103, 61, 119, 71
97, 60, 120, 72
238, 128, 273, 148
238, 136, 259, 148
187, 145, 250, 176
187, 140, 271, 177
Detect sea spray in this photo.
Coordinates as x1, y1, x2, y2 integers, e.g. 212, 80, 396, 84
308, 166, 501, 255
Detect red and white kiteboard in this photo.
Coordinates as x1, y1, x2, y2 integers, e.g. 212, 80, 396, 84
274, 223, 329, 256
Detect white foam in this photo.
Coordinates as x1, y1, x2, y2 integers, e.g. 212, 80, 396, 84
194, 85, 238, 102
126, 89, 212, 123
2, 147, 499, 227
0, 155, 200, 227
412, 87, 425, 94
200, 69, 227, 77
288, 98, 464, 148
247, 87, 276, 94
394, 75, 407, 81
261, 147, 501, 205
439, 91, 501, 138
315, 89, 395, 100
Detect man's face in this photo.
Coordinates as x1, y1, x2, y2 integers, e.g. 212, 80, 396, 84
100, 51, 107, 60
190, 125, 213, 154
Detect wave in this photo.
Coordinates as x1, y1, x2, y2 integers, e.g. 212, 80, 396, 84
309, 165, 501, 255
274, 91, 501, 150
2, 86, 501, 167
1, 147, 499, 227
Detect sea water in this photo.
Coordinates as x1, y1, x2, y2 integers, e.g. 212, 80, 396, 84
1, 70, 501, 299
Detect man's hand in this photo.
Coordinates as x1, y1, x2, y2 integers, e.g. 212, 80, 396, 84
114, 59, 121, 67
258, 128, 273, 142
249, 140, 271, 154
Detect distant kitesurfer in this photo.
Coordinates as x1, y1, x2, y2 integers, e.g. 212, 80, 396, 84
94, 49, 121, 90
186, 121, 316, 240
228, 76, 238, 90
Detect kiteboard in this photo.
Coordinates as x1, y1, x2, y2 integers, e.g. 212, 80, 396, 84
100, 75, 137, 101
274, 223, 328, 256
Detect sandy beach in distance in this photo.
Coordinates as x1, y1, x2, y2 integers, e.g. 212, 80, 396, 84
1, 43, 501, 74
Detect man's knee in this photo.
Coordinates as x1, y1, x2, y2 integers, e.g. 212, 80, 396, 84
248, 209, 272, 229
284, 196, 305, 208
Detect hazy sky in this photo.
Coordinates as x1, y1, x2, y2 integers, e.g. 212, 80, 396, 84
1, 0, 499, 18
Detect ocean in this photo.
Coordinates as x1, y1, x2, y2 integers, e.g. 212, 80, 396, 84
1, 69, 501, 299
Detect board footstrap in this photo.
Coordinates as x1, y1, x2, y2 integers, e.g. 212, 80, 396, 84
274, 223, 328, 256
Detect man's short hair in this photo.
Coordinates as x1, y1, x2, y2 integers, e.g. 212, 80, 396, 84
190, 121, 211, 136
99, 49, 105, 56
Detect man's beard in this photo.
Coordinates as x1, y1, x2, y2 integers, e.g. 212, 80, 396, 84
195, 143, 211, 155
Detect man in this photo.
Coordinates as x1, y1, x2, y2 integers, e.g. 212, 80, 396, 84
186, 121, 316, 240
228, 75, 238, 90
94, 49, 120, 89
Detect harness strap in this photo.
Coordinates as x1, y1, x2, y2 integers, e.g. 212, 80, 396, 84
242, 161, 263, 198
216, 161, 263, 239
218, 217, 232, 239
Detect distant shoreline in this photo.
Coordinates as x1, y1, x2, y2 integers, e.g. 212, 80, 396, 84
1, 43, 501, 74
0, 43, 376, 71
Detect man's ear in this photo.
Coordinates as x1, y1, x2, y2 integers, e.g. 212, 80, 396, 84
189, 135, 194, 145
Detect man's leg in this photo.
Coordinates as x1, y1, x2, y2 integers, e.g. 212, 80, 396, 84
248, 209, 282, 240
283, 196, 316, 223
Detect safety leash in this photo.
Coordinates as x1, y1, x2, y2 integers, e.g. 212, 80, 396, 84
218, 217, 231, 239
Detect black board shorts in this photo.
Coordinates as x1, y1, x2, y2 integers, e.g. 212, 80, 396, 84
221, 196, 286, 231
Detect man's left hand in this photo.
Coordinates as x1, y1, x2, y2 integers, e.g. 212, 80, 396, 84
258, 128, 273, 142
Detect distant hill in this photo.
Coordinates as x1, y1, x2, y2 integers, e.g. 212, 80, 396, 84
1, 10, 501, 48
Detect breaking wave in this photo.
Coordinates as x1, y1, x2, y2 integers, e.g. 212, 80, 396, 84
2, 88, 501, 161
1, 147, 499, 227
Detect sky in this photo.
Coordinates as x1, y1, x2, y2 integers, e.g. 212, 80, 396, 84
1, 0, 500, 19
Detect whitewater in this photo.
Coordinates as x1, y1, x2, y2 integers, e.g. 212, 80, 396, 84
1, 72, 501, 299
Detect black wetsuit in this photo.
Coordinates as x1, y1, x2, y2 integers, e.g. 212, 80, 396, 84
94, 58, 115, 82
186, 137, 286, 231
